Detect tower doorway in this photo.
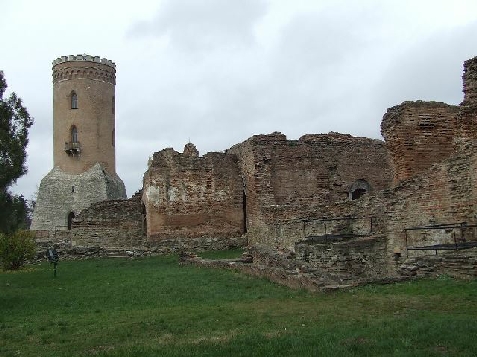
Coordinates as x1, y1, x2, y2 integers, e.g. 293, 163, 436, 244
67, 212, 75, 230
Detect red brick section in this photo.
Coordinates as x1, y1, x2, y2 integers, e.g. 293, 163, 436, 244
229, 132, 393, 245
381, 101, 460, 184
143, 145, 244, 240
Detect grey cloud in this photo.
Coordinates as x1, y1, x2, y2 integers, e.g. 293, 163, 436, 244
374, 21, 477, 113
128, 0, 268, 51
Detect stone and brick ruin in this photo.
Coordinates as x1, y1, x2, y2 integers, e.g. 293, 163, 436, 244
33, 56, 477, 289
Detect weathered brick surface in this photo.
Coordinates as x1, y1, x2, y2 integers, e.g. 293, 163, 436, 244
381, 101, 460, 183
70, 191, 144, 248
52, 55, 117, 175
142, 144, 245, 241
399, 248, 477, 279
462, 56, 477, 105
228, 132, 393, 247
382, 145, 477, 256
183, 240, 394, 291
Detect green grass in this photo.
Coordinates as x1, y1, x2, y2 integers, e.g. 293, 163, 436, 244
1, 255, 476, 356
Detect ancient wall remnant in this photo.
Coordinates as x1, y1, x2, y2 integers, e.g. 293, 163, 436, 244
70, 190, 144, 248
462, 56, 477, 105
142, 144, 245, 242
381, 101, 460, 183
228, 132, 393, 247
380, 56, 477, 257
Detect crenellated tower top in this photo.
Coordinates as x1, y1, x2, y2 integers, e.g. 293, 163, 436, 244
52, 54, 116, 85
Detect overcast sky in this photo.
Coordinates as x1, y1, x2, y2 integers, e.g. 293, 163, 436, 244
2, 0, 477, 199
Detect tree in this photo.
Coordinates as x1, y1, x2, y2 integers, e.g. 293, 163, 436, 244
0, 230, 36, 270
0, 71, 34, 234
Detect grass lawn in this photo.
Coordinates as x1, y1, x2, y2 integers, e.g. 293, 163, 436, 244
1, 253, 476, 356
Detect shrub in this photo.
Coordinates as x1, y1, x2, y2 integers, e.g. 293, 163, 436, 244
0, 230, 36, 270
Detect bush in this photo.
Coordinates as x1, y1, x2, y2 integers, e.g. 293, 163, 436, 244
0, 230, 36, 270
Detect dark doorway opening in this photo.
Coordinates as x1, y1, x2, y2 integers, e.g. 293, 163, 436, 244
67, 212, 75, 230
242, 190, 247, 234
352, 188, 367, 200
141, 204, 147, 236
348, 179, 371, 201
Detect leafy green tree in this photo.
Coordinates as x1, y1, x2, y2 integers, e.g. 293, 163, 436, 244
0, 71, 34, 234
0, 230, 36, 270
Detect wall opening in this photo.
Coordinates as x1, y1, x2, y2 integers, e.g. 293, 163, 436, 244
71, 125, 78, 143
242, 190, 247, 234
67, 212, 75, 230
352, 188, 367, 200
71, 91, 78, 109
141, 203, 147, 236
349, 179, 371, 201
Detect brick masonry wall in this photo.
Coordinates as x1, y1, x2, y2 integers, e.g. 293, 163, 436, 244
142, 144, 245, 241
462, 56, 477, 105
70, 191, 144, 248
294, 235, 389, 282
228, 132, 393, 248
399, 248, 477, 279
383, 144, 477, 256
53, 56, 117, 175
381, 101, 460, 184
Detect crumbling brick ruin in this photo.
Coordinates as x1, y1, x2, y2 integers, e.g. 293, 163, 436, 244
34, 56, 477, 289
141, 143, 246, 252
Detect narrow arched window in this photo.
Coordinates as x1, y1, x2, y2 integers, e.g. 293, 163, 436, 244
71, 91, 78, 109
71, 125, 78, 143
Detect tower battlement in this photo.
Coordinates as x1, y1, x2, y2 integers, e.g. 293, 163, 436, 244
52, 54, 116, 85
52, 54, 115, 68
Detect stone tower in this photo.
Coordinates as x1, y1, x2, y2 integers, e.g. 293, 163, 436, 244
31, 54, 126, 232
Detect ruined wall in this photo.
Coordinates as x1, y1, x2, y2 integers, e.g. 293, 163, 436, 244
462, 56, 477, 106
383, 135, 477, 257
381, 101, 460, 184
228, 132, 393, 248
142, 144, 244, 243
70, 191, 144, 248
381, 57, 477, 256
399, 248, 477, 279
295, 235, 389, 282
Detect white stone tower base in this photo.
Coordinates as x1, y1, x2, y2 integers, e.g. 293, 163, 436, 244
31, 163, 126, 231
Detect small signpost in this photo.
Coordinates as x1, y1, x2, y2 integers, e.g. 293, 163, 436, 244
46, 248, 59, 277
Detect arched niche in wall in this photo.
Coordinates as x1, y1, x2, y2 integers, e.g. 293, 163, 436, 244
67, 211, 75, 230
348, 179, 371, 201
